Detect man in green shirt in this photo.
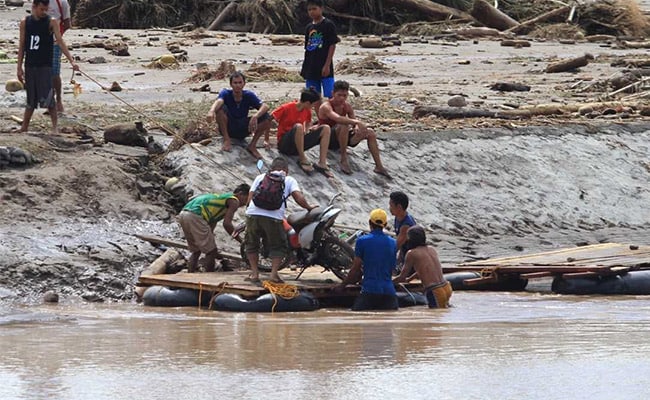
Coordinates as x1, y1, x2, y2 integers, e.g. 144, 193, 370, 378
178, 184, 250, 272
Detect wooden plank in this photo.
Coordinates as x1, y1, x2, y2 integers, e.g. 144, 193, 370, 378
134, 233, 242, 261
519, 271, 556, 279
463, 275, 498, 286
561, 271, 599, 279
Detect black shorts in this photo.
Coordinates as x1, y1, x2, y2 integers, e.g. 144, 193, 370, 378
25, 66, 54, 109
223, 107, 271, 140
278, 125, 325, 156
351, 292, 399, 311
329, 124, 359, 150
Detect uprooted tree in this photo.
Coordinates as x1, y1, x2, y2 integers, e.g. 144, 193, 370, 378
73, 0, 650, 38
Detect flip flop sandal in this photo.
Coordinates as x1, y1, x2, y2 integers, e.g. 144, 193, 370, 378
374, 169, 393, 180
296, 159, 314, 175
313, 163, 334, 178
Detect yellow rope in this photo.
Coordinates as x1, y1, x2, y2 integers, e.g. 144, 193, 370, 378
208, 282, 229, 310
262, 280, 299, 313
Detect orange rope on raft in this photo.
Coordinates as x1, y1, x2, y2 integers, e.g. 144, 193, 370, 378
262, 280, 299, 313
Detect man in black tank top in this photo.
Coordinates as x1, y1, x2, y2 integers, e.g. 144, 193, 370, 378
17, 0, 78, 133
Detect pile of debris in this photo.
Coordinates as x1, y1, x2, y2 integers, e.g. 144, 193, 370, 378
72, 0, 650, 38
245, 62, 302, 82
335, 55, 397, 76
184, 61, 236, 83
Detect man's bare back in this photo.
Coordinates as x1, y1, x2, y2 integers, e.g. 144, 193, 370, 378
399, 245, 445, 288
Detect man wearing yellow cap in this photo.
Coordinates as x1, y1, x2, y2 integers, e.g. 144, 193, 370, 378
336, 208, 398, 311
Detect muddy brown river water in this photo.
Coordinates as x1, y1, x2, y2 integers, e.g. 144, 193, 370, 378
2, 291, 650, 399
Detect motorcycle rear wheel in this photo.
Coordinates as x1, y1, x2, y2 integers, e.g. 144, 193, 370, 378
318, 236, 355, 281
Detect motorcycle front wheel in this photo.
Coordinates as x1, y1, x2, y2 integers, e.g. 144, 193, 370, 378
318, 236, 355, 281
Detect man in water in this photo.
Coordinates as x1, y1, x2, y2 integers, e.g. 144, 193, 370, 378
336, 208, 398, 311
393, 225, 452, 308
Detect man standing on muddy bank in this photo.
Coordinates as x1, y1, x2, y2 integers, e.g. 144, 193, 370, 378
206, 71, 271, 158
318, 80, 391, 178
393, 226, 452, 308
178, 184, 250, 273
48, 0, 71, 113
17, 0, 78, 133
300, 0, 339, 104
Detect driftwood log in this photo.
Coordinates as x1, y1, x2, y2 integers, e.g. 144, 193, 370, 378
545, 53, 594, 73
490, 82, 531, 92
359, 37, 392, 48
134, 248, 184, 300
412, 106, 530, 120
500, 40, 531, 47
385, 0, 472, 21
454, 27, 502, 38
470, 0, 519, 31
505, 6, 571, 35
207, 1, 237, 31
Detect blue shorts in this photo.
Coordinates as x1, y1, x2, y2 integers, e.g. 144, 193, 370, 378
52, 44, 62, 76
306, 77, 334, 99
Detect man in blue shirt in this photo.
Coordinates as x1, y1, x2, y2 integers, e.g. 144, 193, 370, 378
337, 208, 398, 311
206, 71, 271, 159
389, 191, 416, 273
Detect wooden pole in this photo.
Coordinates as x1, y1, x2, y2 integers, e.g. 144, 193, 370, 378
470, 0, 519, 31
134, 249, 183, 299
208, 1, 237, 31
545, 53, 594, 73
385, 0, 473, 21
506, 6, 571, 35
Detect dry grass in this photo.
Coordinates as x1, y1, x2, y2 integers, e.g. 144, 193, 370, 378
184, 61, 236, 83
335, 55, 397, 76
578, 0, 650, 36
235, 0, 298, 34
529, 23, 585, 40
245, 62, 302, 82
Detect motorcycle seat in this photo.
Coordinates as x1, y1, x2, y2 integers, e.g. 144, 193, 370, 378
287, 207, 321, 226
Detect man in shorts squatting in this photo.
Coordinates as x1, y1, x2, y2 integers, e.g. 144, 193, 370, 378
177, 184, 250, 273
206, 71, 271, 158
336, 209, 399, 311
393, 226, 452, 308
245, 157, 316, 283
318, 80, 391, 178
18, 0, 78, 133
300, 0, 339, 104
47, 0, 71, 113
271, 89, 332, 177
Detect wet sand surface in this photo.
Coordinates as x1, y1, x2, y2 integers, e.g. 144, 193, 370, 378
2, 293, 650, 399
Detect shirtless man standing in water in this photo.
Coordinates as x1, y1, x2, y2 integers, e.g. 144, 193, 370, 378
393, 225, 452, 308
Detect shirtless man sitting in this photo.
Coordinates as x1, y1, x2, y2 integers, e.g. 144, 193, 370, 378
317, 80, 391, 178
393, 225, 452, 308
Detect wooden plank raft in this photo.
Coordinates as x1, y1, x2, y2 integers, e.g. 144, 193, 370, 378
138, 267, 422, 299
444, 243, 650, 283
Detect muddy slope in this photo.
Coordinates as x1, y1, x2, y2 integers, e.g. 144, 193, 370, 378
2, 121, 650, 302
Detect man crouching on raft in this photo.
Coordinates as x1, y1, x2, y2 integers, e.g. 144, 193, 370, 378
393, 225, 452, 308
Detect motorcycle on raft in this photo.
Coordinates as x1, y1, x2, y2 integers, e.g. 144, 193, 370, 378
233, 161, 360, 281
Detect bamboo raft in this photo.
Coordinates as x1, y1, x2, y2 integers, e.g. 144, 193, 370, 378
136, 235, 650, 298
446, 242, 650, 286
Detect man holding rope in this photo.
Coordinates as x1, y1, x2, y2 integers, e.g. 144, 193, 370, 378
17, 0, 78, 133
